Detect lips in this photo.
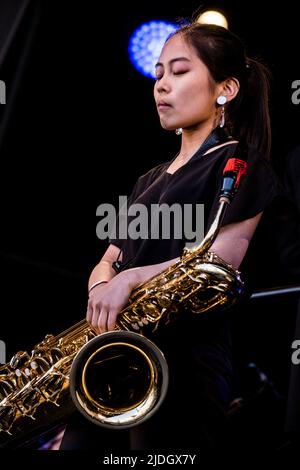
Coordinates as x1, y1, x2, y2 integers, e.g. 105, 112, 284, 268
157, 101, 172, 110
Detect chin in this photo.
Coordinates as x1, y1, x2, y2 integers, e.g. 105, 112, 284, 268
160, 122, 176, 131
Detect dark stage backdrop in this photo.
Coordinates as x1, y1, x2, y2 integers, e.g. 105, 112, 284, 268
0, 0, 299, 443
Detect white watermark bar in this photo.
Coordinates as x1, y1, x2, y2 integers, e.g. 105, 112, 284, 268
0, 339, 6, 364
0, 80, 6, 104
96, 196, 205, 248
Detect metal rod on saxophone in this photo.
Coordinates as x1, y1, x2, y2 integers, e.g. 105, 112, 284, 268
186, 153, 248, 257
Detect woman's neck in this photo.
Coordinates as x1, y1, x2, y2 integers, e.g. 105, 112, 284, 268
177, 123, 215, 162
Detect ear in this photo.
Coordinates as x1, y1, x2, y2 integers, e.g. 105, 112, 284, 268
218, 77, 240, 103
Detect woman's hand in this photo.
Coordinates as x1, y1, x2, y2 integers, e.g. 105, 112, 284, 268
86, 256, 178, 334
86, 271, 137, 334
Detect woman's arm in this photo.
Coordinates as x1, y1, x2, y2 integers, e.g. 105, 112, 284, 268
88, 243, 123, 289
210, 211, 263, 269
126, 212, 263, 288
87, 212, 262, 333
86, 252, 179, 333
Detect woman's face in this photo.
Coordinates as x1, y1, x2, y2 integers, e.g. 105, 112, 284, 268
154, 34, 219, 132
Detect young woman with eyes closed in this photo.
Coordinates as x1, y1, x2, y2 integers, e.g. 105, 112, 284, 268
60, 23, 278, 451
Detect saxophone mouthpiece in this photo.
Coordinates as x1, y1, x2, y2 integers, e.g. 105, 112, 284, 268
220, 158, 248, 201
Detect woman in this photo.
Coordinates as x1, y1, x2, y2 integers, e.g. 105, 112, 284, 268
60, 23, 278, 450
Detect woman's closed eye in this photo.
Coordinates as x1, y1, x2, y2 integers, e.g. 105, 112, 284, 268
155, 68, 189, 79
173, 69, 189, 76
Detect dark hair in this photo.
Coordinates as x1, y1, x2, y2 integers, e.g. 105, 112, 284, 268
171, 23, 271, 159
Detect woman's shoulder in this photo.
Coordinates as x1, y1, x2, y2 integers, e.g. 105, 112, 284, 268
216, 141, 275, 172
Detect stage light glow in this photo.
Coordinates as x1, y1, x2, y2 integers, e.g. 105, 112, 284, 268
196, 11, 228, 29
128, 21, 178, 79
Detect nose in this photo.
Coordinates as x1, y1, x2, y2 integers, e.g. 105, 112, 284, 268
155, 74, 171, 94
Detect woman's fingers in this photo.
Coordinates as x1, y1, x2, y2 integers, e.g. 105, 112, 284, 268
90, 303, 101, 332
88, 303, 121, 334
107, 308, 119, 332
86, 283, 109, 325
88, 299, 111, 334
86, 298, 93, 323
97, 306, 109, 334
86, 276, 132, 333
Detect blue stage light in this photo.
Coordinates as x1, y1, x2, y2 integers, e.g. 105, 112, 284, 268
128, 21, 178, 79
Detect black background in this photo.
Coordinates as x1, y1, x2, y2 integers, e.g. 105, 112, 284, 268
0, 0, 299, 448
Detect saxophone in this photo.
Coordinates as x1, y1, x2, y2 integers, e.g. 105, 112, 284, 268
0, 151, 247, 448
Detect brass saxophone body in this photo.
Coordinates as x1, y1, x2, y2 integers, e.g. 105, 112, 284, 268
0, 153, 247, 447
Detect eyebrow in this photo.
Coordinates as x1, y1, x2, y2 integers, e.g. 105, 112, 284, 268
155, 57, 191, 68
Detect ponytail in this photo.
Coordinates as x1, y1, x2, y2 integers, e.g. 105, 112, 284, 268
228, 57, 272, 159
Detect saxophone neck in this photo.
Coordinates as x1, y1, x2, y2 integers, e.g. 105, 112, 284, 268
183, 143, 248, 260
183, 198, 229, 258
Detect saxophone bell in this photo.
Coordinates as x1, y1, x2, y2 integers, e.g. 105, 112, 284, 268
69, 331, 168, 429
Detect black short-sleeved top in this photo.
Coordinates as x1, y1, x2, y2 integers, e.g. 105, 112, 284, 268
109, 141, 278, 271
109, 139, 278, 384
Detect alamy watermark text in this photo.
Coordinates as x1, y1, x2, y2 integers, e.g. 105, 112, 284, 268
96, 196, 205, 248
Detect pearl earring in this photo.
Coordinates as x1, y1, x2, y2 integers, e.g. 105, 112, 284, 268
216, 95, 227, 128
216, 95, 227, 106
175, 128, 182, 135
